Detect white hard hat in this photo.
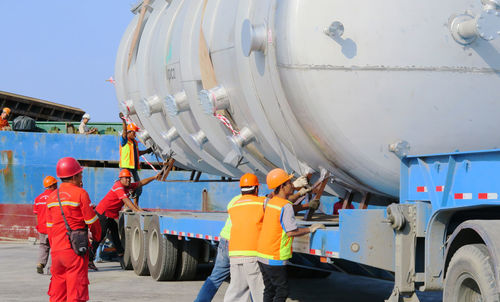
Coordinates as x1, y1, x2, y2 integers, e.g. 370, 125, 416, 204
82, 113, 90, 120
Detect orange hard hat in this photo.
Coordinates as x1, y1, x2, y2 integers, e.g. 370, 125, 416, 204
127, 123, 140, 132
266, 168, 293, 190
43, 176, 58, 188
240, 173, 259, 187
56, 157, 83, 178
119, 169, 132, 178
2, 107, 11, 114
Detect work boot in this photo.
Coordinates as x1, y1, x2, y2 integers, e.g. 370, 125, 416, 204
36, 263, 44, 274
88, 261, 99, 271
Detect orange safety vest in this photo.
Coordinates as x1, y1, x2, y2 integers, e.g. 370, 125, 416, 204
219, 195, 241, 240
228, 194, 265, 257
257, 196, 293, 261
119, 139, 139, 169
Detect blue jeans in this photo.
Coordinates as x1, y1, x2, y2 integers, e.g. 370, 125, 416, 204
194, 238, 230, 302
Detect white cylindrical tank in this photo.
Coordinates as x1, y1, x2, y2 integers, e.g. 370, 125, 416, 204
115, 0, 500, 201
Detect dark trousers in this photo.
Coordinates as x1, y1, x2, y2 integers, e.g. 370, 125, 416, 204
258, 262, 288, 302
90, 213, 123, 261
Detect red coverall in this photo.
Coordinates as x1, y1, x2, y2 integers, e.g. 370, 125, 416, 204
34, 188, 54, 266
46, 182, 101, 302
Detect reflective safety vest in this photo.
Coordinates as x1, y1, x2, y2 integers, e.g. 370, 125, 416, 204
219, 195, 241, 240
228, 194, 265, 257
257, 197, 293, 261
119, 139, 139, 169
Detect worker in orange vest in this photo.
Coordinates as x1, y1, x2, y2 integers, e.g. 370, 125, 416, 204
119, 112, 152, 207
45, 157, 101, 302
34, 175, 58, 274
195, 192, 241, 302
0, 107, 11, 130
223, 173, 265, 302
257, 168, 325, 302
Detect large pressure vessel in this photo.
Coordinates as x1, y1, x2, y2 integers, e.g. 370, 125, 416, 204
115, 0, 500, 202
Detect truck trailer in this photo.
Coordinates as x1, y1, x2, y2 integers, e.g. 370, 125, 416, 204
113, 0, 500, 301
119, 149, 500, 301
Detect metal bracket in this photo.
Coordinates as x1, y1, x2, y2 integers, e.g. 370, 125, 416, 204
389, 140, 411, 159
385, 204, 420, 302
385, 288, 421, 302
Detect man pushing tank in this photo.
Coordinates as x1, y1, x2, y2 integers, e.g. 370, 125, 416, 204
88, 169, 160, 270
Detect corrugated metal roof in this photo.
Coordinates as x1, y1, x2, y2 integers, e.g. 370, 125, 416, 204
0, 90, 84, 122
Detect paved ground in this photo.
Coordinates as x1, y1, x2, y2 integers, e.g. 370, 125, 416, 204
0, 241, 443, 301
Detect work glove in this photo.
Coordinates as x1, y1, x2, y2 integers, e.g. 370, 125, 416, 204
298, 187, 312, 196
309, 223, 326, 233
145, 147, 153, 154
293, 176, 308, 189
308, 198, 320, 211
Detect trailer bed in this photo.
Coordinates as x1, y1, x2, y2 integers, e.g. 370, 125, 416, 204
124, 211, 342, 261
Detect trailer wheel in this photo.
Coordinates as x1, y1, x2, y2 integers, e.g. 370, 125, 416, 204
176, 239, 200, 281
146, 217, 178, 281
119, 214, 133, 270
130, 216, 149, 276
444, 244, 500, 302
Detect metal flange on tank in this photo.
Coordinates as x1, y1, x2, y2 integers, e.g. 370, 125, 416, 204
449, 0, 500, 44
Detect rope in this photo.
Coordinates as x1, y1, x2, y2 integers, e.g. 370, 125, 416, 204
141, 155, 158, 172
214, 113, 239, 136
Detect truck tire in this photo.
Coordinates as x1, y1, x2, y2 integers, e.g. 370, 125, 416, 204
130, 216, 150, 276
119, 214, 133, 270
176, 239, 200, 281
146, 216, 178, 281
444, 244, 500, 302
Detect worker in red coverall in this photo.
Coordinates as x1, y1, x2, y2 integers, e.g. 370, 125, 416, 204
88, 169, 159, 270
45, 157, 101, 302
34, 175, 58, 274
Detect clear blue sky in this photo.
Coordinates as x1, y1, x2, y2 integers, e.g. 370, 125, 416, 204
0, 1, 135, 122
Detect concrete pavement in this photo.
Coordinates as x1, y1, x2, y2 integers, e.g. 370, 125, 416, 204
0, 242, 442, 301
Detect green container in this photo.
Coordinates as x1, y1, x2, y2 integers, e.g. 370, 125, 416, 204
29, 122, 122, 135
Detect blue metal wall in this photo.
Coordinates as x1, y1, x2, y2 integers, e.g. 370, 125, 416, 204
0, 131, 241, 210
0, 131, 339, 212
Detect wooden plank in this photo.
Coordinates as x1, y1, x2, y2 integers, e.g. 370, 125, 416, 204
359, 192, 371, 210
160, 158, 175, 181
198, 0, 217, 90
341, 191, 354, 211
197, 0, 239, 130
304, 176, 330, 221
127, 0, 150, 70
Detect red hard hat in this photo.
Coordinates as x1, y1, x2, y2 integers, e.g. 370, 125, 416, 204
43, 176, 58, 188
240, 173, 259, 187
266, 168, 293, 190
119, 169, 132, 178
56, 157, 83, 178
127, 123, 140, 132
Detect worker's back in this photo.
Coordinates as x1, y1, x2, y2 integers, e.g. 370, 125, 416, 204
227, 194, 265, 257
